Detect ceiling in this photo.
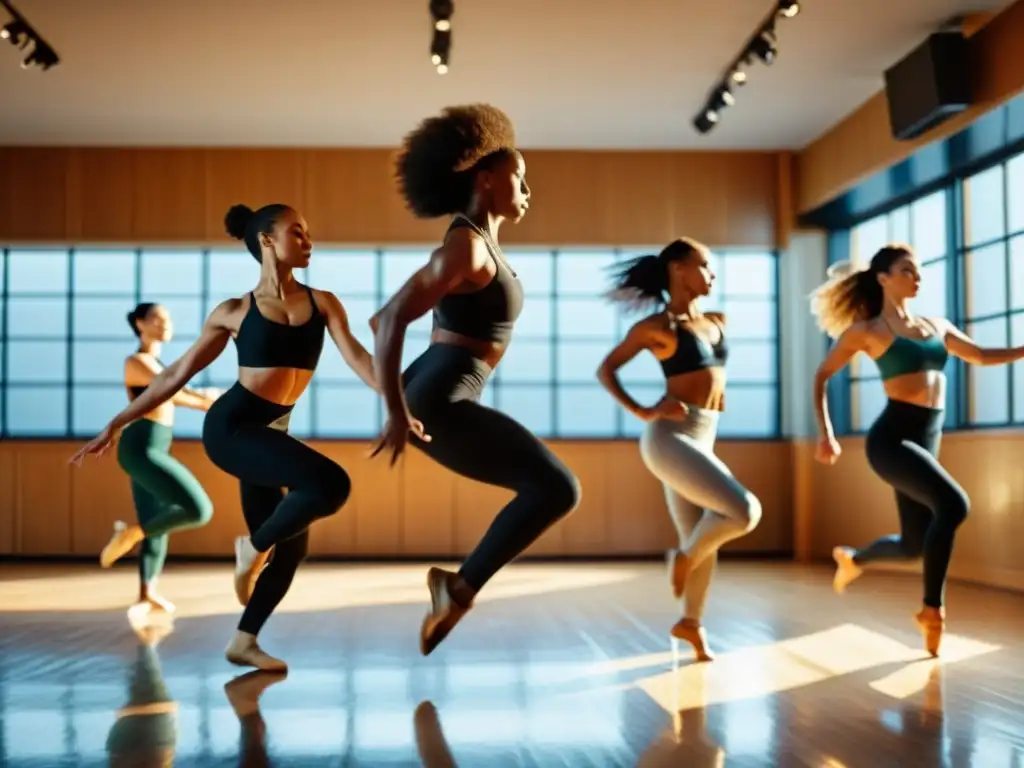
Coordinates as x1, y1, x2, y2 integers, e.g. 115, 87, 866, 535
0, 0, 1013, 150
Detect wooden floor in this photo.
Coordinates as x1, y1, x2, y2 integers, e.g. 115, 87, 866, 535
0, 561, 1022, 767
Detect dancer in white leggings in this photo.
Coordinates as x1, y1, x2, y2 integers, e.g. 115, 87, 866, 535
597, 238, 762, 660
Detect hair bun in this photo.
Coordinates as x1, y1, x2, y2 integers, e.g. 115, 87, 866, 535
224, 204, 255, 240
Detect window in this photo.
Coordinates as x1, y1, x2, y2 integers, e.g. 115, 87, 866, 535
1, 246, 781, 439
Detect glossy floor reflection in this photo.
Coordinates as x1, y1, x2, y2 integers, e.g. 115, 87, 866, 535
1, 561, 1023, 767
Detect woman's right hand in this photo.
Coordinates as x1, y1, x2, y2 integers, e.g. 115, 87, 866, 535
815, 434, 841, 465
370, 407, 431, 466
68, 422, 121, 466
641, 396, 689, 422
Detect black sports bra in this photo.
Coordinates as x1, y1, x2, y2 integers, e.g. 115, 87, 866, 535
432, 216, 524, 345
127, 357, 166, 400
658, 315, 728, 378
234, 286, 326, 371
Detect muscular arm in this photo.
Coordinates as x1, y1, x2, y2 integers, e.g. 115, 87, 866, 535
108, 303, 234, 431
596, 320, 661, 419
940, 318, 1024, 366
813, 326, 866, 439
370, 230, 487, 415
318, 290, 378, 392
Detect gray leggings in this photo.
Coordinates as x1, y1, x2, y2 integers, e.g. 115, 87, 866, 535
639, 407, 762, 620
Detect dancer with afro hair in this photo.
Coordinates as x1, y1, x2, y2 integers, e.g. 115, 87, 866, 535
371, 104, 581, 655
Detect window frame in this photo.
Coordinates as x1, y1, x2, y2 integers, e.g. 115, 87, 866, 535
0, 245, 783, 441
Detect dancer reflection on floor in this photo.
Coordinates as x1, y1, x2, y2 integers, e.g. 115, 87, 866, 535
71, 202, 378, 671
106, 622, 178, 768
811, 244, 1024, 656
102, 302, 218, 623
598, 239, 762, 661
371, 104, 581, 655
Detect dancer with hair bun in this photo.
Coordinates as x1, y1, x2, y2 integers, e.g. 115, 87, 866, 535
99, 302, 217, 622
811, 244, 1024, 656
72, 202, 378, 671
371, 104, 581, 656
598, 238, 762, 662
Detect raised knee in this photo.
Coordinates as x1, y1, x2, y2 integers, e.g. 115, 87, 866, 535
187, 495, 214, 527
737, 492, 762, 533
546, 469, 582, 518
946, 490, 969, 526
318, 466, 351, 515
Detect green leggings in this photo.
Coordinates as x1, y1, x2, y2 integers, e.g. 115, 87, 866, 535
116, 419, 213, 584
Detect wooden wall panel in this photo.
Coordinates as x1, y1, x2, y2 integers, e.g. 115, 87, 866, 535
796, 431, 1024, 592
0, 148, 69, 240
133, 150, 209, 241
0, 439, 793, 559
203, 150, 307, 243
66, 149, 137, 242
0, 148, 780, 248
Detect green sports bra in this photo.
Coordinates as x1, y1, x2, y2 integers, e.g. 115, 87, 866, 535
873, 318, 948, 380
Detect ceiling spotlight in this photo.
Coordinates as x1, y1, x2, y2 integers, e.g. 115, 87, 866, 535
436, 63, 449, 75
693, 109, 719, 134
1, 20, 29, 48
434, 19, 451, 31
730, 69, 747, 85
750, 29, 777, 64
778, 0, 800, 18
709, 85, 735, 113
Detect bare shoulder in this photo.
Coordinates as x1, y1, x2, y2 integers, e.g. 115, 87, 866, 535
627, 311, 670, 340
440, 224, 491, 272
206, 297, 245, 329
310, 287, 343, 313
705, 311, 726, 326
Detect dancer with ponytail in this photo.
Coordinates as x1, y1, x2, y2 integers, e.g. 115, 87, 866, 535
371, 104, 581, 656
811, 244, 1024, 656
72, 202, 377, 671
597, 239, 762, 661
101, 303, 217, 621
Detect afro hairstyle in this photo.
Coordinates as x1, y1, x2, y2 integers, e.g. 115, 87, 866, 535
394, 103, 517, 219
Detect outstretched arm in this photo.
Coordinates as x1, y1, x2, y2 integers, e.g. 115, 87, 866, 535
941, 319, 1024, 366
318, 290, 378, 392
125, 356, 216, 412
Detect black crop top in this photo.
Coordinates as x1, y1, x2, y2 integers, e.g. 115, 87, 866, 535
433, 216, 524, 345
127, 357, 166, 400
235, 286, 326, 370
659, 315, 728, 378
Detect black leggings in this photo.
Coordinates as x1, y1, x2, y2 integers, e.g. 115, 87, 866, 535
403, 344, 581, 592
855, 399, 969, 608
203, 383, 351, 634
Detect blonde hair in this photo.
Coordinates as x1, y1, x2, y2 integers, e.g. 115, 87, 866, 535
809, 244, 913, 339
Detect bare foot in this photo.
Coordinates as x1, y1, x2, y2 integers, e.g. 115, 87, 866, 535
234, 537, 272, 606
225, 632, 288, 673
914, 607, 945, 658
224, 669, 287, 718
666, 549, 691, 600
670, 618, 714, 662
144, 592, 176, 614
100, 521, 144, 568
832, 546, 863, 594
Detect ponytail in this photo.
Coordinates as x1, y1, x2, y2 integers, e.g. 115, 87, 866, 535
604, 237, 703, 311
605, 254, 666, 310
810, 244, 911, 338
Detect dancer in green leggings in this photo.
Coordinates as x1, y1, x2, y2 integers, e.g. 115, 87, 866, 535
103, 302, 218, 620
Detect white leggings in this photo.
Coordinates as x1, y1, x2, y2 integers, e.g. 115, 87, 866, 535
640, 407, 762, 620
